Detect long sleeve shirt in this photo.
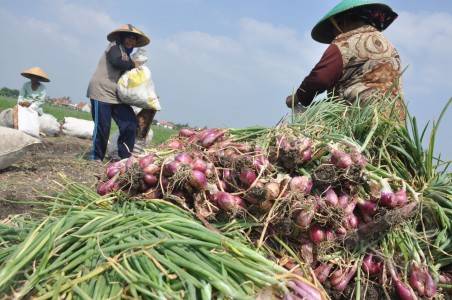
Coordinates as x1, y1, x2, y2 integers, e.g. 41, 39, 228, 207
106, 44, 135, 72
17, 82, 47, 115
295, 44, 343, 106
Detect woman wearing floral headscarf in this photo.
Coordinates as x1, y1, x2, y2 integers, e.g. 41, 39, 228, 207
287, 0, 405, 120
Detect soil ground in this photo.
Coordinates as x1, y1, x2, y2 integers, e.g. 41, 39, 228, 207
0, 136, 104, 219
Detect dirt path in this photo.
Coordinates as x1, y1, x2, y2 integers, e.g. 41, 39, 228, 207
0, 136, 104, 218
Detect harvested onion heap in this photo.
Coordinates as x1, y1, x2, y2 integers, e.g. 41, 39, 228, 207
97, 127, 443, 299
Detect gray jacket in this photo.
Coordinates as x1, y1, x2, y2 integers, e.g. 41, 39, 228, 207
87, 42, 134, 104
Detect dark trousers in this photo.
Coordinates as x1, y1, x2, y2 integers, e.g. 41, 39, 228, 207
90, 99, 137, 160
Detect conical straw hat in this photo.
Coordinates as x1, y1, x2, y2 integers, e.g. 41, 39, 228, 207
107, 24, 150, 47
311, 0, 398, 43
21, 67, 50, 82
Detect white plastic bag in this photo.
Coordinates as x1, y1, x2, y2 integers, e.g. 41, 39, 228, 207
62, 117, 94, 139
117, 50, 161, 110
0, 126, 40, 170
107, 128, 154, 159
17, 105, 40, 138
39, 113, 60, 136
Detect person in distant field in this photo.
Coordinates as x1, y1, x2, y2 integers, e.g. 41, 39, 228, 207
286, 0, 405, 120
18, 67, 50, 116
87, 24, 150, 161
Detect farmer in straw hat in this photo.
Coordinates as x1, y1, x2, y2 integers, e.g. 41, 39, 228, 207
18, 67, 50, 116
286, 0, 405, 120
87, 24, 150, 161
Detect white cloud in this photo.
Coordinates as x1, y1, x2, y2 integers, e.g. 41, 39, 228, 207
149, 18, 324, 128
385, 11, 452, 158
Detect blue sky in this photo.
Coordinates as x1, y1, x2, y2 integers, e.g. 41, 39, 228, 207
0, 0, 451, 160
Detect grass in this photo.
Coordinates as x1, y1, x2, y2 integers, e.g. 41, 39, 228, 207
0, 96, 177, 145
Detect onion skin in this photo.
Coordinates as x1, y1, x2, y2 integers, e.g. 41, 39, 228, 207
314, 264, 332, 283
309, 225, 326, 244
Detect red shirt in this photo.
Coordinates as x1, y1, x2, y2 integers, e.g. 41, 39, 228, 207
295, 44, 343, 106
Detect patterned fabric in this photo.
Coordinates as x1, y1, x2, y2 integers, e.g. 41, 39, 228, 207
332, 25, 405, 119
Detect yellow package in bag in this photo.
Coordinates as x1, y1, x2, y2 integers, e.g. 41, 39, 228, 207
117, 65, 161, 111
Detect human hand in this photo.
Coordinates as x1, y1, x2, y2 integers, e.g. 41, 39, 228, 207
19, 101, 31, 108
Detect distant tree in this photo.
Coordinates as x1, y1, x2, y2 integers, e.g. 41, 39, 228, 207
0, 87, 20, 98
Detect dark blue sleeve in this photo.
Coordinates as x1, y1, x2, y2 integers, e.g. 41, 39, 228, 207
106, 45, 134, 71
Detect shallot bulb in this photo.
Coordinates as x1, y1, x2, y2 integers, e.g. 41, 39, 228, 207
309, 225, 326, 244
331, 148, 353, 169
394, 189, 408, 207
380, 179, 395, 207
139, 154, 155, 169
189, 170, 207, 190
143, 174, 158, 186
163, 160, 181, 176
191, 158, 208, 173
362, 254, 383, 276
295, 209, 315, 229
324, 188, 338, 206
314, 264, 332, 283
409, 263, 437, 298
214, 192, 242, 211
289, 176, 313, 194
167, 139, 183, 150
179, 128, 196, 138
264, 182, 280, 201
239, 169, 257, 187
175, 152, 193, 165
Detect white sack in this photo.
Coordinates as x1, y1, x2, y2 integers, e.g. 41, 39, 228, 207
39, 113, 60, 136
0, 126, 40, 170
62, 117, 94, 139
17, 105, 40, 138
